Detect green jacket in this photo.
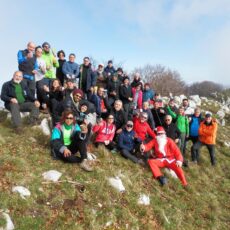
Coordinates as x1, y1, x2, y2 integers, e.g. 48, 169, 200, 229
167, 106, 189, 135
42, 51, 59, 79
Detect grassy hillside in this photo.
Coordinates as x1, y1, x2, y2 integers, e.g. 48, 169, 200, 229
0, 110, 229, 230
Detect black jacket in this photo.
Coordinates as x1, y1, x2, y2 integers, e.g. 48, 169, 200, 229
107, 80, 120, 100
151, 107, 167, 127
119, 84, 132, 104
110, 108, 127, 130
163, 122, 181, 140
1, 80, 35, 109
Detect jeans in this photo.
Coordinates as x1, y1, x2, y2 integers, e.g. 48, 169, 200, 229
120, 149, 139, 163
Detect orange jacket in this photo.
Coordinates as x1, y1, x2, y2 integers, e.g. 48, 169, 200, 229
198, 119, 218, 145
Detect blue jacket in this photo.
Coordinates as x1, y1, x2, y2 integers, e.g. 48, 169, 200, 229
62, 61, 79, 78
143, 89, 154, 102
189, 114, 203, 137
90, 94, 110, 116
118, 129, 136, 151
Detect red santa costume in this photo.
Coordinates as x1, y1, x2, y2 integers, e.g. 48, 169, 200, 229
143, 126, 187, 186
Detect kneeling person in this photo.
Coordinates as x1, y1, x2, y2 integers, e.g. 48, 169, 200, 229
140, 126, 187, 186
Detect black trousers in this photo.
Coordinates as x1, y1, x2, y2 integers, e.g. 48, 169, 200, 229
192, 141, 216, 165
53, 134, 87, 163
187, 136, 199, 161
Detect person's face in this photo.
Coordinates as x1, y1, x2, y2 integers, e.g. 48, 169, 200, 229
126, 123, 133, 131
140, 116, 147, 123
114, 102, 122, 111
124, 79, 129, 85
154, 102, 159, 109
169, 100, 174, 106
108, 63, 113, 68
80, 105, 87, 113
145, 85, 150, 91
205, 116, 212, 123
83, 58, 90, 66
112, 76, 118, 81
107, 116, 114, 124
69, 55, 75, 63
66, 81, 74, 89
27, 43, 35, 52
13, 72, 23, 84
143, 102, 149, 110
43, 45, 50, 53
195, 110, 200, 117
117, 71, 122, 76
59, 52, 65, 60
52, 80, 60, 88
98, 88, 104, 97
165, 117, 172, 124
179, 108, 184, 115
65, 114, 74, 126
136, 85, 141, 91
73, 93, 82, 102
98, 65, 103, 71
35, 48, 43, 58
183, 100, 188, 107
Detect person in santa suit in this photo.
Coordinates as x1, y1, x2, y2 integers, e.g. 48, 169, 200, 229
140, 126, 188, 186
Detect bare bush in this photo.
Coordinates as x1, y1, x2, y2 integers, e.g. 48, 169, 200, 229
132, 64, 186, 96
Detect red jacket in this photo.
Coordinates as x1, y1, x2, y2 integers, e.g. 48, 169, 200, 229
144, 137, 183, 163
92, 120, 116, 143
132, 88, 143, 109
133, 116, 156, 141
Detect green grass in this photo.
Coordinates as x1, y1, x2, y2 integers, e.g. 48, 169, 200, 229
0, 110, 230, 229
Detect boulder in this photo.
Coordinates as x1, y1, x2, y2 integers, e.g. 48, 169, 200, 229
189, 95, 201, 106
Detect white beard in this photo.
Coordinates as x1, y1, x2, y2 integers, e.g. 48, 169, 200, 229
14, 80, 21, 84
156, 134, 167, 156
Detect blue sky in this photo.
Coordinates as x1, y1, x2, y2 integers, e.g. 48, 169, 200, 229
1, 0, 230, 89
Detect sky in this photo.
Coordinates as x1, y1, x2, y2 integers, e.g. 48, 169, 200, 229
1, 0, 230, 89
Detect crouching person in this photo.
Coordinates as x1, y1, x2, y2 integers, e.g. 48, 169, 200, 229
50, 109, 93, 172
140, 126, 187, 186
118, 120, 144, 165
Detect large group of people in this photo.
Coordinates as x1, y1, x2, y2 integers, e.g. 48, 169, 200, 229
0, 41, 218, 186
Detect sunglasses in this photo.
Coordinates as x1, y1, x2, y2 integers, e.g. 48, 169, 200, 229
157, 133, 165, 135
66, 117, 74, 120
126, 124, 133, 128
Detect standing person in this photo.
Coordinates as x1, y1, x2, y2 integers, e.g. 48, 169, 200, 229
50, 110, 93, 171
151, 99, 166, 127
132, 82, 143, 110
140, 127, 188, 186
42, 42, 59, 81
104, 60, 116, 79
142, 101, 155, 129
167, 106, 189, 165
56, 50, 66, 86
133, 112, 156, 142
118, 121, 144, 165
78, 57, 96, 99
116, 67, 124, 82
192, 112, 218, 165
107, 73, 120, 106
92, 114, 116, 150
143, 83, 155, 103
95, 64, 107, 88
17, 41, 38, 96
131, 73, 143, 88
1, 71, 40, 132
182, 98, 194, 117
119, 76, 133, 120
62, 53, 79, 82
167, 98, 179, 123
163, 115, 181, 144
188, 108, 203, 163
110, 100, 127, 135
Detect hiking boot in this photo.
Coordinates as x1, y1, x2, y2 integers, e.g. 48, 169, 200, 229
80, 159, 93, 172
157, 176, 167, 186
137, 159, 146, 166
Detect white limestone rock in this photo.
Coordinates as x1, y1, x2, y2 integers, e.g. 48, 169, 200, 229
42, 170, 62, 182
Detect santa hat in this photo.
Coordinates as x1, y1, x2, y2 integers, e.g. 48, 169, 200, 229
156, 126, 165, 134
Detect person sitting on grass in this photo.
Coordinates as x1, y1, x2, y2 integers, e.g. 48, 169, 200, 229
50, 109, 93, 172
118, 120, 145, 165
92, 114, 116, 150
140, 126, 188, 187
